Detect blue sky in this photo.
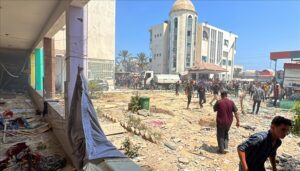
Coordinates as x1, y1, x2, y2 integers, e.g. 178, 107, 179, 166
116, 0, 300, 70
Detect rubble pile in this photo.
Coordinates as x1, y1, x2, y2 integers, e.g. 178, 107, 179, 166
0, 93, 69, 170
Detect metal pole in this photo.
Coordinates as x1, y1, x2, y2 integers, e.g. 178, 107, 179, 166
274, 59, 277, 83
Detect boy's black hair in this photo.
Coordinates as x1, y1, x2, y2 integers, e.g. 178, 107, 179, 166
221, 91, 228, 97
271, 116, 292, 126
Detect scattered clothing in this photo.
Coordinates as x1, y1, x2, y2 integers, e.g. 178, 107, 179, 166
37, 155, 66, 171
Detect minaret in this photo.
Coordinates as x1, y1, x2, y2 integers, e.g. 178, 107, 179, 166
169, 0, 198, 74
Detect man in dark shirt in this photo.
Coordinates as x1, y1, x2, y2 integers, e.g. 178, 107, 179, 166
175, 81, 180, 96
213, 91, 240, 153
252, 84, 265, 114
210, 81, 220, 106
237, 116, 292, 171
234, 82, 240, 97
197, 82, 206, 108
185, 80, 194, 109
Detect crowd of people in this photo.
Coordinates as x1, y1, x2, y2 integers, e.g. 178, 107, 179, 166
181, 79, 292, 171
115, 75, 143, 89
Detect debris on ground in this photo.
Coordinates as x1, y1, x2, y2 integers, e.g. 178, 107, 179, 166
0, 93, 71, 170
92, 91, 300, 170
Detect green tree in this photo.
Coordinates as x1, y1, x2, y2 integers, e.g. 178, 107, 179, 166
118, 50, 132, 71
136, 52, 148, 71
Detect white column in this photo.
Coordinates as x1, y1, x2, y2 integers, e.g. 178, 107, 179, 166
65, 5, 88, 118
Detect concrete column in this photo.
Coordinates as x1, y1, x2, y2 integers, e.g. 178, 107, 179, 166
35, 48, 44, 91
30, 53, 36, 88
65, 5, 87, 118
43, 37, 56, 98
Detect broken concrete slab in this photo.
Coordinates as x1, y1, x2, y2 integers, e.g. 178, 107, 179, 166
101, 123, 127, 136
178, 157, 189, 165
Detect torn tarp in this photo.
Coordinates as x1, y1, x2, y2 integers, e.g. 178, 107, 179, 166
67, 67, 125, 169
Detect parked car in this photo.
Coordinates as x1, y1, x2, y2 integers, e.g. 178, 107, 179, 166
89, 79, 109, 91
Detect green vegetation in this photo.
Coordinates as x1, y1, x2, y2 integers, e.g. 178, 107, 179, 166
291, 102, 300, 135
130, 95, 141, 113
127, 115, 147, 131
88, 80, 103, 98
122, 137, 140, 158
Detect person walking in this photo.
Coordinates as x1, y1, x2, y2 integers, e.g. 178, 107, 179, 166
197, 82, 206, 108
273, 83, 280, 107
237, 116, 292, 171
213, 91, 240, 154
234, 82, 240, 97
252, 84, 265, 114
239, 90, 247, 114
185, 80, 194, 109
175, 81, 180, 96
210, 81, 220, 106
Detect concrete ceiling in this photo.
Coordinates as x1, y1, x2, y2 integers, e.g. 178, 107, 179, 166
0, 0, 89, 52
0, 0, 62, 50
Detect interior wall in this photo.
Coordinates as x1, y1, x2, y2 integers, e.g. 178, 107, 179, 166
0, 48, 30, 91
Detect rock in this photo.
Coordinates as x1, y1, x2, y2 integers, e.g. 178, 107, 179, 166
282, 152, 292, 159
223, 159, 230, 164
144, 132, 150, 140
130, 127, 135, 132
137, 109, 150, 117
140, 130, 145, 137
150, 135, 156, 143
177, 164, 185, 169
199, 156, 205, 160
201, 127, 211, 131
172, 138, 181, 143
240, 123, 256, 131
178, 157, 189, 165
134, 129, 140, 135
164, 142, 177, 150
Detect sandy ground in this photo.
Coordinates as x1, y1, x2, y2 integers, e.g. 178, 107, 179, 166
93, 90, 300, 171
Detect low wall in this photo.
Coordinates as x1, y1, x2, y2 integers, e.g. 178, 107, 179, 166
28, 86, 76, 168
28, 86, 142, 171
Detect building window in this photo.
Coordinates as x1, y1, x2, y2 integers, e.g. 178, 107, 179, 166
224, 39, 229, 47
187, 31, 191, 36
228, 60, 232, 66
222, 59, 226, 66
202, 56, 207, 63
203, 31, 208, 40
223, 51, 228, 57
210, 29, 217, 64
173, 17, 178, 68
186, 15, 193, 67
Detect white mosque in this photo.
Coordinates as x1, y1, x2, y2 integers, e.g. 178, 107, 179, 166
150, 0, 238, 80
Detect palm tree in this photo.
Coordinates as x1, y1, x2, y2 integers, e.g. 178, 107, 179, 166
136, 52, 148, 71
118, 50, 131, 72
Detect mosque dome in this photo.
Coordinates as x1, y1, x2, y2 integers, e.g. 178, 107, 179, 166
170, 0, 196, 14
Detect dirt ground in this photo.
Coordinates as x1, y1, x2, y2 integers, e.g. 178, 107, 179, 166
93, 90, 300, 171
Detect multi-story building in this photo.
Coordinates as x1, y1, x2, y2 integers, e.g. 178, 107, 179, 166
54, 0, 116, 90
149, 22, 169, 74
197, 23, 238, 80
149, 0, 238, 80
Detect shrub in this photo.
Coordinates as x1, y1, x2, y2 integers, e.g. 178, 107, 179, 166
130, 95, 141, 113
122, 137, 140, 158
291, 102, 300, 135
127, 115, 147, 131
